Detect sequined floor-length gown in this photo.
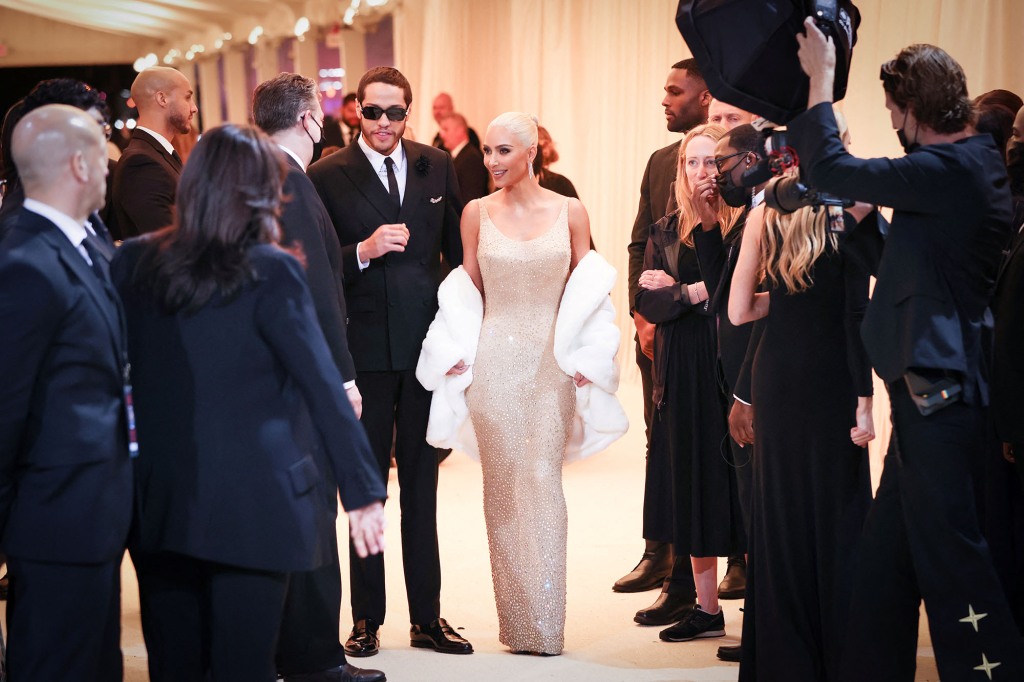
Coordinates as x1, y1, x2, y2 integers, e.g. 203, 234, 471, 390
466, 197, 576, 655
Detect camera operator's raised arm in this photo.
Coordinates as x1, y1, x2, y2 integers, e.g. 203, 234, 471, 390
796, 17, 837, 109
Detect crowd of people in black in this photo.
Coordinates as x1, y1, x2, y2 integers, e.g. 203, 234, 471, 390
1, 11, 1023, 682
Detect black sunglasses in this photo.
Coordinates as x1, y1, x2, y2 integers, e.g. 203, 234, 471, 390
714, 151, 749, 175
360, 105, 409, 122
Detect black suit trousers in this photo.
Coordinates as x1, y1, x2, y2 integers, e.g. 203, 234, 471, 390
135, 550, 288, 682
6, 556, 123, 682
840, 384, 1024, 681
276, 532, 347, 675
351, 369, 441, 626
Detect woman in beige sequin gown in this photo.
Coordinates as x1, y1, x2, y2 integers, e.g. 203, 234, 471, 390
450, 112, 593, 655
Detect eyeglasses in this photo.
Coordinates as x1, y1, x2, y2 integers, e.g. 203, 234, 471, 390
714, 151, 749, 175
360, 105, 409, 122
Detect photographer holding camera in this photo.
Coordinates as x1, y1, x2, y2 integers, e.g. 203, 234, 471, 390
789, 18, 1022, 682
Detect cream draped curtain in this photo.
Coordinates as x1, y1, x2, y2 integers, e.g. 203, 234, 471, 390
392, 0, 1024, 472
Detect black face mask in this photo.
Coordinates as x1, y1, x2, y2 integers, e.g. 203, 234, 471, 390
305, 115, 325, 164
717, 169, 751, 209
896, 109, 920, 154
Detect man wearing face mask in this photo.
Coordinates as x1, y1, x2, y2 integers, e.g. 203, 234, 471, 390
792, 22, 1023, 681
252, 74, 382, 682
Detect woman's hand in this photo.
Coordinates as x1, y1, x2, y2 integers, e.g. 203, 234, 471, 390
573, 372, 592, 388
446, 360, 469, 376
690, 176, 720, 229
639, 269, 675, 290
850, 396, 875, 447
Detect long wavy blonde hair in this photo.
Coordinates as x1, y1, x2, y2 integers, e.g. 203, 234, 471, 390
761, 203, 839, 293
674, 123, 743, 247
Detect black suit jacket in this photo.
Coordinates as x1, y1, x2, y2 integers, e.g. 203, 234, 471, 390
629, 140, 681, 312
433, 127, 481, 154
992, 222, 1024, 442
280, 153, 357, 382
789, 103, 1014, 404
0, 208, 132, 564
112, 129, 182, 237
452, 143, 489, 204
111, 243, 386, 572
308, 139, 463, 372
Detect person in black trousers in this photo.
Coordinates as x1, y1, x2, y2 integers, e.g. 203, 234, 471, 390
792, 20, 1024, 681
0, 104, 132, 682
111, 124, 387, 682
252, 73, 386, 682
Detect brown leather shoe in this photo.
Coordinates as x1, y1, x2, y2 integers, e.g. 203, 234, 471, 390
612, 542, 672, 593
634, 590, 695, 625
409, 617, 473, 654
344, 619, 381, 658
718, 555, 746, 600
717, 644, 742, 662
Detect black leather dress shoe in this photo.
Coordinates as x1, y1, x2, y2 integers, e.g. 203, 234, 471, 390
634, 590, 695, 626
283, 663, 387, 682
410, 617, 473, 654
718, 555, 747, 600
717, 644, 742, 662
613, 542, 672, 592
344, 619, 381, 658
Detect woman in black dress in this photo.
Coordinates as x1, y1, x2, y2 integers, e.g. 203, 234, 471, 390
635, 123, 745, 642
729, 194, 874, 680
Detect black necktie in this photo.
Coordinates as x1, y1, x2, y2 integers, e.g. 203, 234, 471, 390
384, 157, 400, 206
82, 233, 112, 284
170, 149, 183, 171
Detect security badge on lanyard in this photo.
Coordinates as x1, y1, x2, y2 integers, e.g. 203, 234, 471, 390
124, 361, 139, 458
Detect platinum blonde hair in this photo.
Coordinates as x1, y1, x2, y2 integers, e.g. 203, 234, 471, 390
487, 111, 539, 148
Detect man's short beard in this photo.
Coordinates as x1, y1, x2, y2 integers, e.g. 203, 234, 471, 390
170, 112, 191, 135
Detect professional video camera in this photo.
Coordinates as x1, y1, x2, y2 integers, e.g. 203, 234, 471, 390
741, 120, 852, 230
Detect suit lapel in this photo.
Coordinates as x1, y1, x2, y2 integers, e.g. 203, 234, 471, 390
398, 141, 424, 223
340, 145, 399, 224
134, 130, 182, 177
35, 220, 124, 362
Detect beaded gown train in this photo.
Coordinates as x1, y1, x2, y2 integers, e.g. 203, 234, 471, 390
466, 197, 576, 655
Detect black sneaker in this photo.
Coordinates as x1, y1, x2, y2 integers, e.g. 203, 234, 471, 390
659, 605, 725, 642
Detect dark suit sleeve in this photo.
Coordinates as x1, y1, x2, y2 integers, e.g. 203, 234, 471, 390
441, 153, 464, 267
0, 257, 62, 532
114, 152, 177, 235
789, 103, 960, 214
628, 155, 657, 312
843, 246, 874, 397
279, 173, 357, 382
733, 318, 764, 405
255, 255, 386, 510
634, 229, 700, 324
841, 209, 887, 277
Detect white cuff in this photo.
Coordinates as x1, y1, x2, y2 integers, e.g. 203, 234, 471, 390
733, 394, 751, 406
344, 380, 356, 390
356, 242, 370, 271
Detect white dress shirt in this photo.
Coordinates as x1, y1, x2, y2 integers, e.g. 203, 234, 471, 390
135, 126, 176, 156
23, 198, 92, 265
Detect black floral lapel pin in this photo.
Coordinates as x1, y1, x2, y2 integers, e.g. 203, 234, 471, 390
414, 154, 431, 176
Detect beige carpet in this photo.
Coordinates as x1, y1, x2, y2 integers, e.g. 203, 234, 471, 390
2, 380, 940, 681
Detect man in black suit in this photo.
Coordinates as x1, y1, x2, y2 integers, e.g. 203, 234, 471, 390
438, 112, 489, 204
0, 104, 133, 681
112, 66, 197, 237
622, 58, 710, 623
431, 92, 480, 152
793, 24, 1024, 681
253, 73, 385, 682
308, 67, 470, 658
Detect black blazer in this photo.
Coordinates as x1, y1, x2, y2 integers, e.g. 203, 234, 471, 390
112, 129, 182, 238
789, 103, 1014, 404
110, 243, 386, 572
628, 140, 680, 312
991, 222, 1024, 442
0, 208, 132, 564
693, 215, 753, 391
452, 144, 490, 204
308, 139, 463, 373
280, 153, 356, 382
